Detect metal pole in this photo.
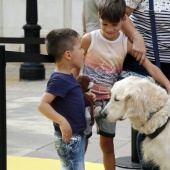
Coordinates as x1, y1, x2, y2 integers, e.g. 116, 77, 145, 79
0, 45, 7, 170
131, 128, 139, 163
116, 127, 140, 169
20, 0, 45, 80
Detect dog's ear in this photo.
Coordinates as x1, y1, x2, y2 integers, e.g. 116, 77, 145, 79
123, 89, 146, 119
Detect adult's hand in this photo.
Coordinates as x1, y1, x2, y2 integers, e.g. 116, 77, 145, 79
131, 33, 146, 65
122, 10, 147, 65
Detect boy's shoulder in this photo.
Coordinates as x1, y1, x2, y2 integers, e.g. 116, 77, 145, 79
47, 72, 77, 91
49, 72, 74, 81
82, 29, 101, 44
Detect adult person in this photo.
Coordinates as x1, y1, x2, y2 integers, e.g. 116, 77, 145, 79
82, 0, 100, 35
122, 1, 170, 169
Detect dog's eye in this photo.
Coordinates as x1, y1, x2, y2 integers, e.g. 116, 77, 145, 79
114, 96, 119, 101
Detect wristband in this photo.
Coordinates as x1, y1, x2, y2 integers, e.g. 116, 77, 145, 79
130, 32, 140, 41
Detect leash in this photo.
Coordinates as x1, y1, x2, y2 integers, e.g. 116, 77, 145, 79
149, 0, 161, 68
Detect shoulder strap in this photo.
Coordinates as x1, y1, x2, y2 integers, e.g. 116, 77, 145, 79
149, 0, 161, 68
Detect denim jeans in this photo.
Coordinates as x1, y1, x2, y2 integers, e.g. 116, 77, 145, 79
54, 131, 85, 170
136, 133, 160, 170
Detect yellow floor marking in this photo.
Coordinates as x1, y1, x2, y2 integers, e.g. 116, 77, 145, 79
7, 156, 104, 170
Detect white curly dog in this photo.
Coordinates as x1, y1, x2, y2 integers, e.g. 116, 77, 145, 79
102, 76, 170, 170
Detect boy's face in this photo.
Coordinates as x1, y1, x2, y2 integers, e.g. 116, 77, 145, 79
70, 37, 84, 68
99, 16, 126, 40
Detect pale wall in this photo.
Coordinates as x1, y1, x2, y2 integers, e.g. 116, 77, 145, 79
0, 0, 3, 36
1, 0, 83, 52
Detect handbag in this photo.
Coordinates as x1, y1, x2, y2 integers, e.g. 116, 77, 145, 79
149, 0, 161, 68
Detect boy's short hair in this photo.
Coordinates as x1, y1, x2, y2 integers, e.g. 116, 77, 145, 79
98, 0, 126, 24
45, 28, 79, 62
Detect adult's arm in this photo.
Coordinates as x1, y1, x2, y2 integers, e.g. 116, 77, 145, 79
122, 8, 146, 64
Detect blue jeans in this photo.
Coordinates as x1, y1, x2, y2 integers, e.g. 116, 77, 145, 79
54, 131, 85, 170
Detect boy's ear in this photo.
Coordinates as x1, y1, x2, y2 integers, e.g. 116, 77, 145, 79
64, 51, 71, 61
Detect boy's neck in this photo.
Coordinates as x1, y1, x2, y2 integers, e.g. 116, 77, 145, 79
54, 64, 72, 75
100, 29, 120, 41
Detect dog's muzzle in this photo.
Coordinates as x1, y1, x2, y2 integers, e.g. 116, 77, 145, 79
94, 109, 107, 119
100, 110, 107, 118
95, 99, 109, 119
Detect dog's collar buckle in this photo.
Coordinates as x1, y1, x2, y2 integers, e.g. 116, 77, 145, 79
147, 117, 170, 139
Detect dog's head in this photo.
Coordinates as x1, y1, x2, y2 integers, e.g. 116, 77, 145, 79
102, 76, 168, 123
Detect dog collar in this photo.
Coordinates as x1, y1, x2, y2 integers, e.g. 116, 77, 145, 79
147, 117, 170, 139
147, 104, 165, 121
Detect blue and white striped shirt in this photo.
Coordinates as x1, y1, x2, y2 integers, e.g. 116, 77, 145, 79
126, 0, 170, 63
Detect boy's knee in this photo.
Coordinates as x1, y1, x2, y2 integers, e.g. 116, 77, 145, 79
100, 136, 114, 153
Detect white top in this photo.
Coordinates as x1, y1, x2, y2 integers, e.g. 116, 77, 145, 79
126, 0, 170, 11
82, 30, 127, 100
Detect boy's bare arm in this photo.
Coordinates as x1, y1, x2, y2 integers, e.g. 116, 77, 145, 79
82, 33, 91, 53
127, 39, 170, 94
37, 92, 72, 142
142, 59, 170, 93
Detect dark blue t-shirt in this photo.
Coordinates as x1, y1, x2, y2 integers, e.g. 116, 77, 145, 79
46, 72, 86, 133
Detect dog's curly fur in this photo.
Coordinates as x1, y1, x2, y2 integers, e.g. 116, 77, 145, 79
102, 76, 170, 170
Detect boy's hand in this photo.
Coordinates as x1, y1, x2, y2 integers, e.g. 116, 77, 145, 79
60, 119, 72, 142
85, 91, 96, 102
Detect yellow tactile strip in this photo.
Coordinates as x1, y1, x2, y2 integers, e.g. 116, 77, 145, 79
7, 156, 104, 170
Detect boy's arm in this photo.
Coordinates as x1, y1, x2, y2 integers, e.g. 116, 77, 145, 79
142, 59, 170, 94
127, 39, 170, 94
37, 92, 72, 142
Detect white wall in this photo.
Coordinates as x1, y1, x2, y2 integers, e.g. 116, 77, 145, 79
1, 0, 83, 52
0, 0, 3, 36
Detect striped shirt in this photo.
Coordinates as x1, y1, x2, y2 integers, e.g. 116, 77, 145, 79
126, 0, 170, 63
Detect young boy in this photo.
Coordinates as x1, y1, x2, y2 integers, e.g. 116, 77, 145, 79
72, 0, 170, 169
37, 28, 86, 170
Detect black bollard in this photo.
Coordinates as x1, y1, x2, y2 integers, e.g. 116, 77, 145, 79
116, 127, 140, 169
20, 0, 45, 80
131, 128, 140, 163
0, 45, 7, 170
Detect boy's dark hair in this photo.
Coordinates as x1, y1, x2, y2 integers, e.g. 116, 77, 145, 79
45, 28, 79, 62
98, 0, 126, 24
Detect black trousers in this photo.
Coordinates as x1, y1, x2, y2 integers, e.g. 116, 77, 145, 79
123, 54, 170, 80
